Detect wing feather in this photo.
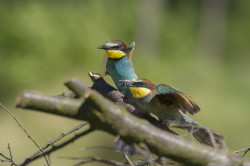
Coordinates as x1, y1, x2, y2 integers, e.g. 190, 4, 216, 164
155, 84, 200, 115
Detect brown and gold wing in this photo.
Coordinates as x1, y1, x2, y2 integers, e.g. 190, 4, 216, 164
155, 84, 200, 115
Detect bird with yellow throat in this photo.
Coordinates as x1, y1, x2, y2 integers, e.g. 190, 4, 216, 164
120, 78, 224, 147
97, 40, 137, 96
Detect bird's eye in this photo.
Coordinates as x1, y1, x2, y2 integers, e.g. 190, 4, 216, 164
138, 82, 145, 86
112, 45, 120, 50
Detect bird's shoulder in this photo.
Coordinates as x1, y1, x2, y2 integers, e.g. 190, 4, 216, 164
155, 84, 180, 95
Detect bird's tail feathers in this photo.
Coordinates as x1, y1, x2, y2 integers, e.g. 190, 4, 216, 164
187, 127, 225, 148
171, 116, 225, 148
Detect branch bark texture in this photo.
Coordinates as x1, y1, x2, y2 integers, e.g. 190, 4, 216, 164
16, 77, 249, 166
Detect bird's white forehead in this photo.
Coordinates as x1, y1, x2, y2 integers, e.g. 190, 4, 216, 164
106, 42, 119, 47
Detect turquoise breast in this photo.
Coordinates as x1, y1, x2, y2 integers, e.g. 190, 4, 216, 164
106, 56, 137, 96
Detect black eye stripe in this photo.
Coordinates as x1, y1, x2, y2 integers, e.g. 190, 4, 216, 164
111, 45, 121, 49
133, 82, 146, 87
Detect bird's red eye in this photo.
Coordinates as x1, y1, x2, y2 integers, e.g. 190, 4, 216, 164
111, 45, 121, 50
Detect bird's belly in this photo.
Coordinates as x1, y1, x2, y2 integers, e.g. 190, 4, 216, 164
151, 107, 176, 121
147, 101, 182, 124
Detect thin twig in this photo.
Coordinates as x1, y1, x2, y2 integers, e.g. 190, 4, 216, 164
137, 143, 154, 164
0, 144, 18, 166
29, 122, 89, 159
0, 102, 49, 166
7, 144, 14, 164
155, 157, 183, 166
78, 146, 151, 166
123, 154, 134, 166
79, 146, 114, 151
60, 156, 129, 166
235, 147, 250, 157
20, 128, 93, 166
0, 153, 10, 162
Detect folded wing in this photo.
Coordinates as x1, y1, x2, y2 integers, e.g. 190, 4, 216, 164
155, 84, 200, 115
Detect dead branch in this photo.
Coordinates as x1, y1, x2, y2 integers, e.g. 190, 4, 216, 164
23, 122, 88, 165
122, 154, 134, 166
0, 144, 18, 166
79, 146, 115, 151
60, 156, 180, 166
61, 156, 129, 166
15, 77, 250, 166
235, 147, 250, 157
19, 127, 93, 166
0, 102, 49, 166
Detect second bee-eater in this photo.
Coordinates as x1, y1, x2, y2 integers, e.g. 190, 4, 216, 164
120, 78, 224, 147
97, 40, 137, 96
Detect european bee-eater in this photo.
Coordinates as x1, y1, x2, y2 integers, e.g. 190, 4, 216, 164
120, 78, 224, 147
97, 40, 139, 155
97, 40, 137, 96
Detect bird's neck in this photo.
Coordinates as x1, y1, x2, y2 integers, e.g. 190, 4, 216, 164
106, 56, 137, 95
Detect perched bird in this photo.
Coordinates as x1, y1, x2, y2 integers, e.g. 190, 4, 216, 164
97, 40, 138, 155
120, 78, 224, 147
97, 40, 137, 96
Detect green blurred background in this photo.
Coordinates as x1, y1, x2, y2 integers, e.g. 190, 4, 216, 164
1, 0, 250, 165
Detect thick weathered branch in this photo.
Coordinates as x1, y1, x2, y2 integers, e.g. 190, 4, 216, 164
16, 79, 250, 166
65, 78, 92, 97
16, 91, 83, 120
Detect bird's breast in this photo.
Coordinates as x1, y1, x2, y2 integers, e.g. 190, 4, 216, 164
106, 58, 137, 81
106, 58, 137, 95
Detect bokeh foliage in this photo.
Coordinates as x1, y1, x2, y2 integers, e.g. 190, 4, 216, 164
1, 0, 250, 165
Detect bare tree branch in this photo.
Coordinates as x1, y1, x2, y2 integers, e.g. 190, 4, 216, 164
65, 78, 92, 98
15, 78, 250, 166
0, 102, 49, 166
19, 128, 93, 166
0, 153, 11, 163
7, 144, 14, 164
61, 156, 129, 166
0, 144, 18, 166
235, 147, 250, 157
123, 154, 134, 166
79, 146, 114, 151
61, 156, 179, 166
25, 122, 88, 162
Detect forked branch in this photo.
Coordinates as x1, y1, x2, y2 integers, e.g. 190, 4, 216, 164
15, 76, 250, 166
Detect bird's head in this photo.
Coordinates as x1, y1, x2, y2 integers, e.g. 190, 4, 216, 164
97, 40, 135, 59
120, 78, 155, 99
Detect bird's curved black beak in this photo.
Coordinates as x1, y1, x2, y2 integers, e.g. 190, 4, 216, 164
97, 45, 110, 50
